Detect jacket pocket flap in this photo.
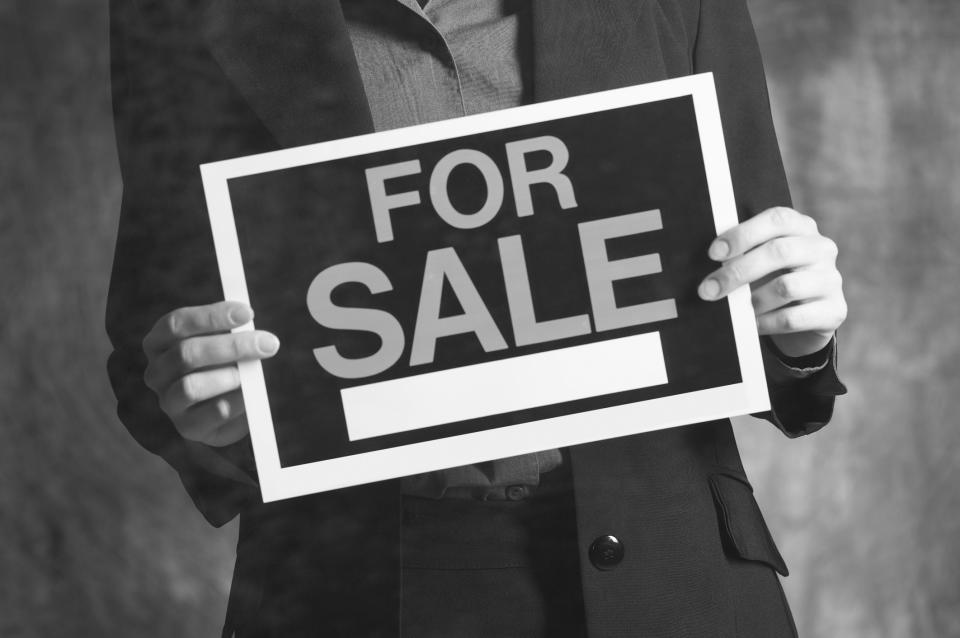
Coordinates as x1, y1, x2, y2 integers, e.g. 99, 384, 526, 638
709, 472, 789, 577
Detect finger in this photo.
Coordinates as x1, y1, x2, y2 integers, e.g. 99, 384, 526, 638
756, 298, 848, 336
174, 389, 247, 443
159, 366, 242, 418
750, 269, 842, 316
201, 415, 251, 447
143, 301, 254, 356
699, 235, 837, 301
708, 207, 819, 261
145, 331, 279, 391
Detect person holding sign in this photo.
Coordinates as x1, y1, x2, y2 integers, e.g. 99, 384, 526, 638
107, 0, 847, 636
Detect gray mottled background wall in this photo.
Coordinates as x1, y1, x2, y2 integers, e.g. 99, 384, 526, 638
2, 1, 958, 636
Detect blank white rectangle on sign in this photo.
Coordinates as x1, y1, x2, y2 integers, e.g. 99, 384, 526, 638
342, 332, 668, 441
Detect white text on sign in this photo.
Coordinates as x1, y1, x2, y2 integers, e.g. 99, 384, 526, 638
305, 135, 678, 380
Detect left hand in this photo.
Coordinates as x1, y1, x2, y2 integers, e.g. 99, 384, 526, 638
697, 207, 847, 358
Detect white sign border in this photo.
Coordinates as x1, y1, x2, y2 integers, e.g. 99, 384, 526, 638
200, 72, 770, 502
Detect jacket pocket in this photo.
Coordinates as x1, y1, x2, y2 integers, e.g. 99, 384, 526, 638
709, 472, 789, 577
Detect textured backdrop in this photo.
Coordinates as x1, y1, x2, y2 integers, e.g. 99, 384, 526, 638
1, 1, 958, 636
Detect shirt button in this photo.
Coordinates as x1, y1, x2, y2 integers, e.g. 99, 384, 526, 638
589, 535, 625, 570
505, 485, 529, 501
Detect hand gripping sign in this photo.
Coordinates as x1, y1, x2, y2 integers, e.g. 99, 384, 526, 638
201, 73, 769, 502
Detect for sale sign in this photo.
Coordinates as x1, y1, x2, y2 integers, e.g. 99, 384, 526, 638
201, 73, 769, 502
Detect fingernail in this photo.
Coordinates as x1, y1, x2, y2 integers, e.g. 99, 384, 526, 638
229, 305, 254, 325
709, 240, 729, 260
699, 278, 720, 300
257, 333, 280, 355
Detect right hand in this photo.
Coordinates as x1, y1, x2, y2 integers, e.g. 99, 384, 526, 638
142, 301, 280, 447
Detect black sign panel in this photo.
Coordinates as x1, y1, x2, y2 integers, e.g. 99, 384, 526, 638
201, 74, 768, 501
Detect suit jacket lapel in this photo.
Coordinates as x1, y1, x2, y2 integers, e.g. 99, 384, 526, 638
201, 0, 374, 149
530, 0, 669, 101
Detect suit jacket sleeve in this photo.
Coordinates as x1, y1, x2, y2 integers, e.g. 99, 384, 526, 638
692, 0, 847, 437
106, 0, 262, 526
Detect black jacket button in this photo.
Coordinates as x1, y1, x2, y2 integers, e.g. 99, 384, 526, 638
589, 535, 624, 570
505, 485, 529, 501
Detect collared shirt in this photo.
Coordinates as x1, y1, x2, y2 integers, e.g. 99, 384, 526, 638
343, 0, 561, 500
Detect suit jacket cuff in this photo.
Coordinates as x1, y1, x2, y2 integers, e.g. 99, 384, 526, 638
753, 335, 848, 438
109, 345, 260, 527
179, 437, 260, 526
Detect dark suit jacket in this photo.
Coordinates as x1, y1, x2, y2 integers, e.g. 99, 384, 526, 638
107, 1, 845, 636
